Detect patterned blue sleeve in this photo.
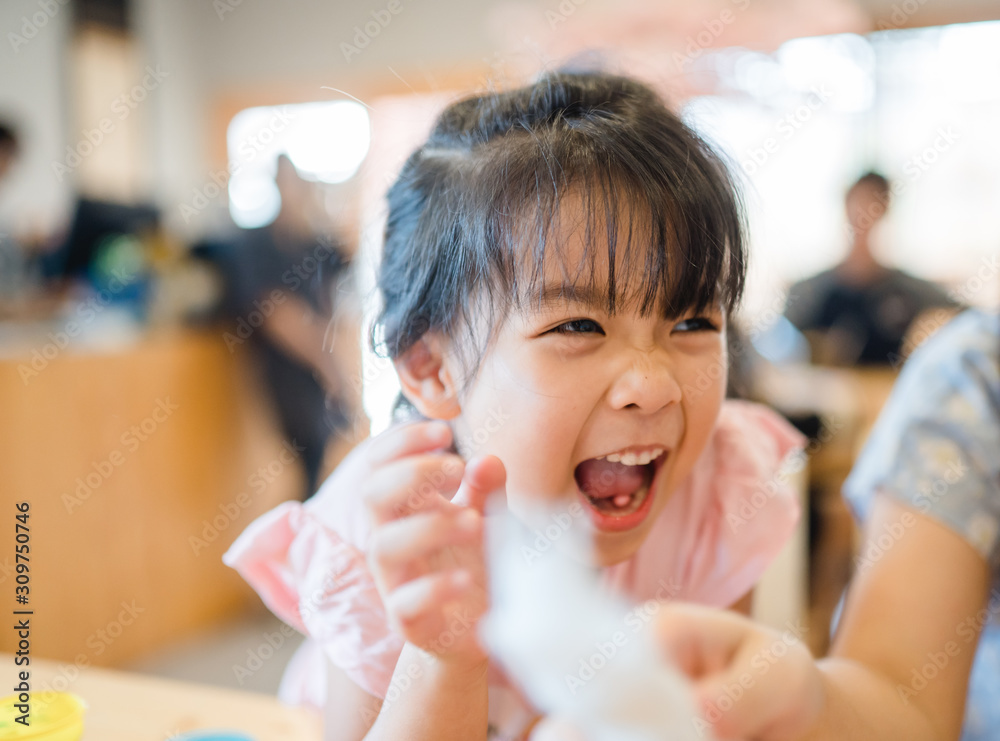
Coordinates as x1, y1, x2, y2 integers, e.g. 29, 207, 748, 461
843, 310, 1000, 567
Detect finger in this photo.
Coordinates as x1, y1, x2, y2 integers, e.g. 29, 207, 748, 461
370, 509, 481, 577
451, 454, 506, 515
655, 603, 751, 680
365, 453, 466, 524
693, 630, 817, 740
385, 569, 471, 625
367, 420, 454, 465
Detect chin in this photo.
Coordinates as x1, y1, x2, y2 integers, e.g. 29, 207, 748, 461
587, 519, 653, 567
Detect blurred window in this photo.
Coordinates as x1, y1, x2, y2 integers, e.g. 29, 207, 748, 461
681, 21, 1000, 325
226, 101, 370, 228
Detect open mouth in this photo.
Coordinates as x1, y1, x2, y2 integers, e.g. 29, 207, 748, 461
573, 447, 668, 531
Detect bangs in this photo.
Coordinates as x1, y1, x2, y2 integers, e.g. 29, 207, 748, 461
473, 123, 746, 325
510, 175, 735, 321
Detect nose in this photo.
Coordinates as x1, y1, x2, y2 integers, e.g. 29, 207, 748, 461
606, 348, 682, 414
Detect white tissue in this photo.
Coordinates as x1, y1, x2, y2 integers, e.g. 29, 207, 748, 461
479, 504, 711, 741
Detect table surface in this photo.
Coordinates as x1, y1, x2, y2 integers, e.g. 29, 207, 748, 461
2, 654, 321, 740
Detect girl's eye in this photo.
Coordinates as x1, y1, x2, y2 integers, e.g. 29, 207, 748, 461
673, 316, 720, 333
550, 319, 605, 335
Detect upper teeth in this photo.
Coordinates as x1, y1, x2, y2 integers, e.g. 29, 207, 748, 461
596, 448, 664, 466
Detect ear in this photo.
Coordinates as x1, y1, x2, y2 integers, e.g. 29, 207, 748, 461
394, 332, 463, 420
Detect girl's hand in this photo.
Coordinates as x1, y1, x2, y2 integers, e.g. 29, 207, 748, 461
655, 603, 824, 741
359, 420, 505, 669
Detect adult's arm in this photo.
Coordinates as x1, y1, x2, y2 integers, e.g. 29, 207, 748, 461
806, 496, 990, 741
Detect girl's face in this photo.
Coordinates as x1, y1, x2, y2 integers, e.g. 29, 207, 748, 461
446, 205, 729, 567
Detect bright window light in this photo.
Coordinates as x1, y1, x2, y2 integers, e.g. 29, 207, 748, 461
777, 34, 875, 113
228, 174, 281, 229
938, 21, 1000, 103
226, 101, 370, 228
284, 101, 371, 182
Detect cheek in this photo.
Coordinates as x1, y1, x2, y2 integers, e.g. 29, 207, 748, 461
673, 345, 727, 465
682, 350, 727, 417
454, 352, 587, 501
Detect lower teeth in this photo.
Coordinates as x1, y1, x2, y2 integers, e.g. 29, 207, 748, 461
590, 483, 647, 514
579, 459, 657, 516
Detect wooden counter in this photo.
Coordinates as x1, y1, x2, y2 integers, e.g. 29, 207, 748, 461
0, 328, 302, 666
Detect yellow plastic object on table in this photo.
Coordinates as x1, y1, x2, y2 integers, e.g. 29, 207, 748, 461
0, 692, 86, 740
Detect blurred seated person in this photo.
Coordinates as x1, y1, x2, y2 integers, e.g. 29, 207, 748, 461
206, 155, 358, 499
0, 118, 159, 317
784, 171, 959, 366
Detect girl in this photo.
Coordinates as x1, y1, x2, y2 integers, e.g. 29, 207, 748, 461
225, 70, 806, 740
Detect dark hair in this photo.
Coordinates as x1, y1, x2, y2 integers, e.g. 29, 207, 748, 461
372, 70, 747, 397
848, 170, 891, 202
0, 122, 18, 151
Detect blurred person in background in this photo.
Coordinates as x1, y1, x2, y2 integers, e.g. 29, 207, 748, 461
0, 121, 17, 179
210, 155, 357, 499
0, 121, 28, 307
784, 171, 959, 366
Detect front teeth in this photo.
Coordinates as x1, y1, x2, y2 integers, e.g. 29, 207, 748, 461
596, 447, 664, 466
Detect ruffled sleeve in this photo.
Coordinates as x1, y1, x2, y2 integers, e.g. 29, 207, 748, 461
222, 499, 404, 699
602, 400, 805, 609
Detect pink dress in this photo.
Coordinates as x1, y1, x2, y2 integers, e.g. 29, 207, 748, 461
224, 400, 804, 738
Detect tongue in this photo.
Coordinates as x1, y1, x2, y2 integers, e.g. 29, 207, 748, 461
575, 458, 646, 500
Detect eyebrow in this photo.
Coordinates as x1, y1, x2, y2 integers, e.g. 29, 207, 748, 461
532, 283, 609, 312
528, 282, 727, 321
